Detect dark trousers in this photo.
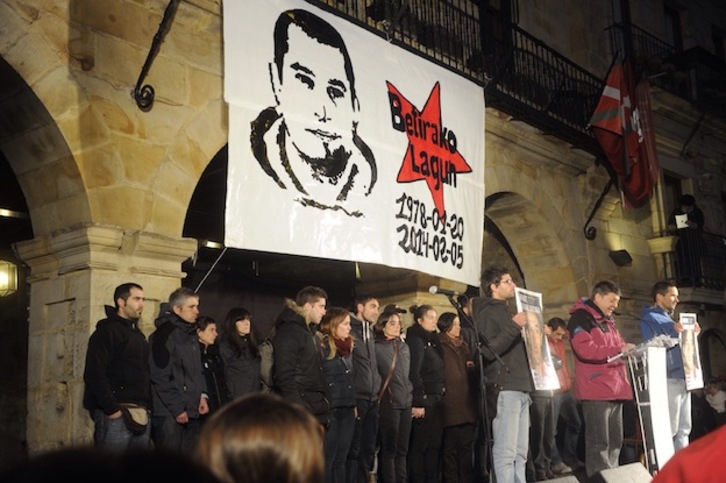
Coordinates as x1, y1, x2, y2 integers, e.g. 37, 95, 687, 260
378, 398, 412, 483
151, 415, 200, 455
347, 399, 379, 483
528, 395, 554, 478
442, 423, 476, 483
408, 400, 443, 483
325, 407, 357, 483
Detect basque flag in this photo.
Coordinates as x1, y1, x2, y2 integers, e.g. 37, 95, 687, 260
589, 58, 658, 209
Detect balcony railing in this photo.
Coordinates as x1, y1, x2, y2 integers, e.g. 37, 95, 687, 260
610, 23, 726, 118
312, 0, 602, 155
665, 231, 726, 292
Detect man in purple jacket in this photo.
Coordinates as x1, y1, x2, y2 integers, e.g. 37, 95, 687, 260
567, 280, 634, 478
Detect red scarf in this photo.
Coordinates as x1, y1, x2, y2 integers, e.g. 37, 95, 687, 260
334, 337, 353, 357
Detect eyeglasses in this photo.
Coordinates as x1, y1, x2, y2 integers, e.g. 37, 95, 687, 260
499, 278, 514, 285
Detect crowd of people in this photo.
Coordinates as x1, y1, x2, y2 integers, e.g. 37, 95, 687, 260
5, 267, 724, 483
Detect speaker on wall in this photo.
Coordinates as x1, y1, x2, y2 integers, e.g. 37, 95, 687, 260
591, 462, 652, 483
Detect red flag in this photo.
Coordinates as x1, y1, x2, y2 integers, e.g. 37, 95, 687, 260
589, 59, 658, 209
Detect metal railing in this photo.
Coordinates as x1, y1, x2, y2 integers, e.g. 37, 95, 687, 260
311, 0, 603, 154
610, 23, 726, 118
665, 230, 726, 291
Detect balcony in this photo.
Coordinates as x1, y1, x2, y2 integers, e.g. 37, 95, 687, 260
312, 0, 602, 156
609, 23, 726, 119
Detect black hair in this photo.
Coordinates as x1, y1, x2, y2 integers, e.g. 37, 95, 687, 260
651, 280, 677, 301
480, 266, 510, 297
436, 312, 458, 333
113, 283, 143, 309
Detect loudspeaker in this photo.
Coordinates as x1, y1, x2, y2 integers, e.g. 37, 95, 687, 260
592, 463, 652, 483
547, 476, 578, 483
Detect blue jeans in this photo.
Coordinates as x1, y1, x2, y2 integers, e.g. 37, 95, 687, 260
667, 378, 692, 451
92, 409, 150, 451
491, 391, 530, 483
551, 391, 582, 466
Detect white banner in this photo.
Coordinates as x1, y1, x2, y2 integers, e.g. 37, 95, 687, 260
223, 0, 485, 285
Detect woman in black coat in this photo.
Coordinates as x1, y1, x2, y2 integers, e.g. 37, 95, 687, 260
196, 316, 231, 416
219, 307, 262, 398
406, 304, 445, 483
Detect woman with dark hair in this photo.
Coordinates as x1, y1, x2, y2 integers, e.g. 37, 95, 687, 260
406, 304, 445, 483
374, 309, 413, 483
318, 307, 356, 483
219, 307, 261, 398
437, 312, 477, 483
196, 316, 231, 416
196, 392, 324, 483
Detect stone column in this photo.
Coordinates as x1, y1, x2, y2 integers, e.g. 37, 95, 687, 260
15, 224, 196, 454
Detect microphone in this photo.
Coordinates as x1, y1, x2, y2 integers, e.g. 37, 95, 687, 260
429, 285, 459, 297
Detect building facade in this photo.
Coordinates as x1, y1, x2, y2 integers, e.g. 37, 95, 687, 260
0, 0, 724, 464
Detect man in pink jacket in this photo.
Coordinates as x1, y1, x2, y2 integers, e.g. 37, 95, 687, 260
567, 280, 635, 478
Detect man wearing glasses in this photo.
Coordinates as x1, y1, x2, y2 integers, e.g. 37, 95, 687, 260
474, 266, 532, 483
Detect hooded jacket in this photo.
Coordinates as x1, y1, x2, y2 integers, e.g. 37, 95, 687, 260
375, 335, 413, 409
272, 299, 329, 424
83, 305, 150, 415
473, 297, 533, 392
149, 309, 207, 419
640, 305, 684, 379
349, 313, 382, 402
568, 298, 633, 401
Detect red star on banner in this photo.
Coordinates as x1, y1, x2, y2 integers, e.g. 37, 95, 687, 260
387, 81, 472, 219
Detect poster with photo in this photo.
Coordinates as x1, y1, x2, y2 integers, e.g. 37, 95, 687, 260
515, 287, 560, 391
679, 313, 703, 390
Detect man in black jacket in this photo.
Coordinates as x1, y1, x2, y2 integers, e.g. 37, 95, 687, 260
149, 287, 209, 454
83, 282, 150, 450
347, 294, 382, 483
474, 266, 532, 483
272, 285, 329, 426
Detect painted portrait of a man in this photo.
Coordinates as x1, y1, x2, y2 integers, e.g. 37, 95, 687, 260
250, 9, 377, 217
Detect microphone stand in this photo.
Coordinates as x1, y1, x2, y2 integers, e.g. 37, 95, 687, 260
445, 294, 507, 483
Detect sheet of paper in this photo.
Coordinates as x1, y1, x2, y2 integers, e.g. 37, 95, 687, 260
675, 213, 688, 229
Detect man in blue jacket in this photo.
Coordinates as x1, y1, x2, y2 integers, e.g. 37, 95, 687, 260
640, 280, 698, 452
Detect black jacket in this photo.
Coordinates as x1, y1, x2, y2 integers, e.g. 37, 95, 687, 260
200, 342, 231, 413
320, 335, 356, 409
220, 337, 261, 398
349, 313, 382, 402
272, 300, 329, 424
149, 310, 207, 418
473, 297, 533, 392
83, 305, 150, 415
406, 323, 445, 407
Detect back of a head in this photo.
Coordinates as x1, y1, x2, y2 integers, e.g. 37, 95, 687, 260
196, 393, 324, 483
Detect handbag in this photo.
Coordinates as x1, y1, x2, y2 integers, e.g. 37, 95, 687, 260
119, 404, 149, 435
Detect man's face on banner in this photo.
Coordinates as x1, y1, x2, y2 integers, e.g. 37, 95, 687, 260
274, 23, 356, 163
525, 311, 544, 369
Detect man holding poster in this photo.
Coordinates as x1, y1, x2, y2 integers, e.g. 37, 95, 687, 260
640, 281, 701, 452
474, 266, 532, 483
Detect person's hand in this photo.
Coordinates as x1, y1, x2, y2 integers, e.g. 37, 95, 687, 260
512, 312, 527, 327
674, 321, 684, 333
621, 343, 636, 353
412, 407, 425, 419
199, 397, 210, 415
176, 411, 189, 424
108, 410, 123, 419
695, 322, 702, 334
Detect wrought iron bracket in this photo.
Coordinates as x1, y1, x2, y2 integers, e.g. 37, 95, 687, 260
133, 0, 181, 111
583, 177, 615, 240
